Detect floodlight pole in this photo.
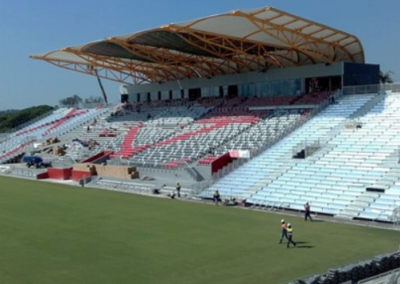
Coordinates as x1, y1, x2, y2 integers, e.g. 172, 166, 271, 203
94, 68, 108, 105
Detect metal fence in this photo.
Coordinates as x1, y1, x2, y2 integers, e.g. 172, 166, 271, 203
10, 167, 47, 178
343, 83, 400, 95
291, 139, 322, 158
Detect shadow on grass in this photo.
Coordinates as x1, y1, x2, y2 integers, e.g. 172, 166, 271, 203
295, 245, 315, 249
294, 241, 315, 249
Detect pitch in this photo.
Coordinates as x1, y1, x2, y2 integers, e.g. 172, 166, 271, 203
0, 176, 399, 284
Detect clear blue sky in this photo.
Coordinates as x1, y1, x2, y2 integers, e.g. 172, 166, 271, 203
0, 0, 399, 110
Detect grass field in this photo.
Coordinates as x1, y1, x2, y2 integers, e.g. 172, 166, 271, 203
0, 176, 399, 284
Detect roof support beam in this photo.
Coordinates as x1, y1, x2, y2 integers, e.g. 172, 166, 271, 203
166, 25, 284, 71
237, 12, 355, 64
62, 48, 166, 82
30, 55, 151, 85
108, 38, 231, 80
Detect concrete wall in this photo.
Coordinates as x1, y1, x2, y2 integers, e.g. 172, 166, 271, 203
121, 62, 344, 100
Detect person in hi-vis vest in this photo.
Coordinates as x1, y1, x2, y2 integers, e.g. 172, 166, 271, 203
286, 223, 297, 249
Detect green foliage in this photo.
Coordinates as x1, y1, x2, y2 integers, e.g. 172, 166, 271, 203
0, 176, 399, 284
59, 94, 83, 107
379, 70, 394, 84
84, 96, 103, 104
0, 105, 54, 133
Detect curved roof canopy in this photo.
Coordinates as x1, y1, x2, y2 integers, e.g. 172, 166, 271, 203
31, 7, 364, 85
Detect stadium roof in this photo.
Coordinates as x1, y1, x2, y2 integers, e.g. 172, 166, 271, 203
31, 7, 364, 85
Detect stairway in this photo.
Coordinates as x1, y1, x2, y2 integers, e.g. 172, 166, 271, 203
349, 92, 386, 119
249, 163, 295, 198
336, 191, 380, 219
370, 164, 400, 191
111, 125, 143, 159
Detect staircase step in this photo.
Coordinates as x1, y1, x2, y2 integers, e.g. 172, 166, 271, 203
344, 206, 363, 213
336, 213, 356, 219
352, 201, 371, 207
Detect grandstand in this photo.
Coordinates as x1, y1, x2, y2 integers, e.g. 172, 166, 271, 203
0, 6, 386, 223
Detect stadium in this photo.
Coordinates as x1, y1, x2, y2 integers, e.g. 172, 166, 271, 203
1, 6, 400, 284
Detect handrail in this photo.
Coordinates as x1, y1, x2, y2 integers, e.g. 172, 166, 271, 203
343, 83, 400, 95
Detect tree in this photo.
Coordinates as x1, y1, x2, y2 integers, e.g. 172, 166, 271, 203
0, 105, 54, 133
59, 94, 83, 107
84, 96, 104, 104
379, 71, 394, 84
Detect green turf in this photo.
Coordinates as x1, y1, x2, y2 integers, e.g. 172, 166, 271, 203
0, 176, 399, 284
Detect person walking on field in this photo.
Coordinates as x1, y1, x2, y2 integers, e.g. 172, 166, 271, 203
213, 190, 220, 205
286, 223, 297, 249
279, 219, 288, 244
176, 182, 181, 198
304, 202, 313, 221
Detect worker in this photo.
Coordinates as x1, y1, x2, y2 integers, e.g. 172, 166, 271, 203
304, 202, 313, 221
279, 219, 288, 244
213, 190, 220, 205
286, 223, 297, 249
176, 182, 181, 198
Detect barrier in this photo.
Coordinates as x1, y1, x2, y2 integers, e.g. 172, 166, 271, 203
37, 172, 49, 180
47, 168, 72, 180
71, 170, 91, 182
211, 153, 232, 174
73, 163, 139, 180
81, 151, 113, 163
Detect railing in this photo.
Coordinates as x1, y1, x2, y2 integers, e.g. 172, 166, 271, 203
291, 139, 322, 158
182, 161, 204, 182
343, 83, 400, 95
48, 155, 76, 168
358, 268, 400, 284
89, 178, 153, 195
10, 167, 47, 178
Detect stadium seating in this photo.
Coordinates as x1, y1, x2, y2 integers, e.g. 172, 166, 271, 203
199, 92, 400, 222
200, 94, 378, 212
212, 109, 303, 156
9, 91, 400, 224
145, 105, 210, 127
0, 107, 108, 164
126, 110, 264, 168
240, 95, 299, 107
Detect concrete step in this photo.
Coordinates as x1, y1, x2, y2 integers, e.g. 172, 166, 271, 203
336, 213, 356, 219
371, 184, 390, 190
387, 173, 400, 179
342, 207, 362, 214
352, 200, 371, 207
358, 196, 377, 202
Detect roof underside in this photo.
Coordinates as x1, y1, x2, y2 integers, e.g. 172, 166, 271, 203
31, 7, 365, 85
